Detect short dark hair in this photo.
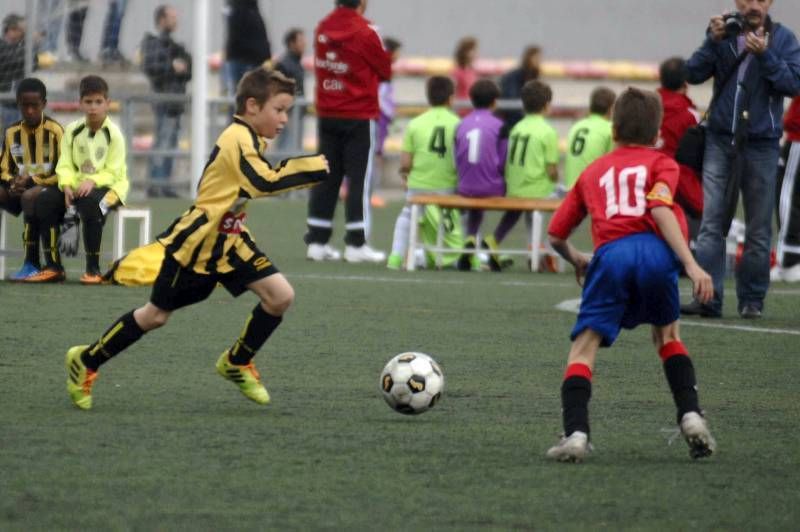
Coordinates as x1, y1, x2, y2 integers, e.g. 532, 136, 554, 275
335, 0, 361, 8
469, 79, 499, 109
613, 87, 663, 145
154, 5, 170, 26
426, 76, 454, 106
235, 68, 296, 115
16, 77, 47, 101
2, 13, 23, 34
384, 37, 402, 54
283, 28, 303, 49
520, 80, 552, 114
659, 57, 687, 92
589, 87, 616, 115
79, 75, 109, 98
454, 37, 478, 68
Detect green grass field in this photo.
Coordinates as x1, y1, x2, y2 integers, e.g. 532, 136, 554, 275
1, 198, 799, 530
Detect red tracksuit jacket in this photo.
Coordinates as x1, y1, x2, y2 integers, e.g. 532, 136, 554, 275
314, 7, 392, 120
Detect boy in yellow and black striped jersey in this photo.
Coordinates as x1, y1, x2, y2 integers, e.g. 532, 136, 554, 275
0, 78, 65, 281
64, 69, 329, 410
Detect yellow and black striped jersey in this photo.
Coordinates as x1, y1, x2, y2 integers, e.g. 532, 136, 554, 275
158, 116, 327, 274
0, 115, 64, 186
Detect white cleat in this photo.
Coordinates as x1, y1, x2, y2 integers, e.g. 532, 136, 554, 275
546, 431, 590, 463
680, 412, 716, 459
344, 244, 386, 264
307, 243, 342, 262
782, 264, 800, 283
770, 266, 784, 282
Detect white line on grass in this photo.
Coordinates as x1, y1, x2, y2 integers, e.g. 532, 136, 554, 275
293, 272, 573, 288
555, 298, 800, 336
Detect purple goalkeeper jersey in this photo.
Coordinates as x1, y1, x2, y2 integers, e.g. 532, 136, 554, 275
455, 109, 508, 197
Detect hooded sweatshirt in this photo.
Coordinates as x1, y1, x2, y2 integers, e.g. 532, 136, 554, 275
314, 6, 392, 120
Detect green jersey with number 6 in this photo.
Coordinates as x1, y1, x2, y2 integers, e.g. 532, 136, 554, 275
564, 113, 613, 189
401, 106, 461, 190
504, 114, 560, 198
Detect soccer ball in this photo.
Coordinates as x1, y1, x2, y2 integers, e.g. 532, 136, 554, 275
380, 352, 444, 415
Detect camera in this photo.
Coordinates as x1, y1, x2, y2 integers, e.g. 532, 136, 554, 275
723, 12, 745, 38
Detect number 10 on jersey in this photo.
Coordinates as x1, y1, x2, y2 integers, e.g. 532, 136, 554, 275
599, 165, 647, 219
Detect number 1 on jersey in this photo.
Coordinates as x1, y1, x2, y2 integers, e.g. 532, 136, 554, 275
599, 165, 647, 219
466, 128, 481, 164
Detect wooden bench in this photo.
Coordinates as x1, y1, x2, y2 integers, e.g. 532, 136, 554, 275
406, 194, 562, 272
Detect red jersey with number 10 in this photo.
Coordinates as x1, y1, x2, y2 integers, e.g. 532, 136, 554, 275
548, 146, 686, 251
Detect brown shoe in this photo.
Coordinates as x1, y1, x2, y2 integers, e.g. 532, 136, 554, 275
25, 268, 66, 283
80, 272, 104, 285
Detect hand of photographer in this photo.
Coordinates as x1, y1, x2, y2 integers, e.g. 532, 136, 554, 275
708, 15, 726, 42
744, 28, 768, 55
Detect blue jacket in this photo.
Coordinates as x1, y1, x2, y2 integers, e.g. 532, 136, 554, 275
686, 21, 800, 140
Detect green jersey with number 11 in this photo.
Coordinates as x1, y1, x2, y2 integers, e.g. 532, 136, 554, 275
564, 113, 613, 189
401, 106, 460, 190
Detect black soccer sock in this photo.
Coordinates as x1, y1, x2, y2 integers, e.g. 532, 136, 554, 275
81, 311, 146, 371
23, 221, 41, 268
41, 224, 62, 269
228, 305, 283, 365
660, 341, 700, 424
561, 363, 593, 436
83, 216, 103, 272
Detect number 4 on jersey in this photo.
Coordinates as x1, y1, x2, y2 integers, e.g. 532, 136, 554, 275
599, 165, 647, 219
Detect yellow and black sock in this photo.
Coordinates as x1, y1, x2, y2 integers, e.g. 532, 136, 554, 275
562, 363, 592, 436
81, 311, 146, 371
42, 224, 62, 269
228, 305, 283, 365
22, 221, 41, 268
660, 341, 700, 423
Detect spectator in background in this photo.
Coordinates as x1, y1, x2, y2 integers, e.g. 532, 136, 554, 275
66, 0, 89, 63
306, 0, 392, 263
222, 0, 272, 96
656, 57, 703, 240
0, 14, 27, 133
99, 0, 129, 66
500, 45, 542, 129
681, 2, 800, 319
37, 0, 65, 65
564, 87, 615, 190
772, 96, 800, 283
274, 28, 306, 153
141, 4, 192, 198
452, 37, 478, 117
370, 36, 402, 207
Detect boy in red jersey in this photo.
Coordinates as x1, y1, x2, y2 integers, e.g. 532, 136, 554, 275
546, 88, 716, 462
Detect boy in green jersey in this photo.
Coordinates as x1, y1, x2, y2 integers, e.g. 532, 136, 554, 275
563, 87, 616, 189
387, 76, 463, 269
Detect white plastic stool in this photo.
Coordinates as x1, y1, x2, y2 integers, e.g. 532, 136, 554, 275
113, 207, 151, 260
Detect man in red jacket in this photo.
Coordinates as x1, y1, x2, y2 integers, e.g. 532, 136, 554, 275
657, 57, 704, 241
306, 0, 392, 263
773, 96, 800, 282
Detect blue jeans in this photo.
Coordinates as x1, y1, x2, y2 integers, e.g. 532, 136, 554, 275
39, 0, 64, 53
101, 0, 127, 53
149, 106, 182, 192
223, 61, 258, 96
695, 131, 779, 313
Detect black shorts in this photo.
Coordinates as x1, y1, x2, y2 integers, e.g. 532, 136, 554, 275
150, 249, 279, 311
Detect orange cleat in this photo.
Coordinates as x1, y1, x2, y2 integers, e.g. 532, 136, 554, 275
80, 272, 104, 285
370, 194, 386, 208
25, 268, 66, 283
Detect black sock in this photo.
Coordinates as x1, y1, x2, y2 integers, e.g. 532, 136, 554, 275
81, 311, 146, 371
562, 376, 592, 436
83, 216, 103, 272
42, 224, 62, 269
23, 221, 41, 267
228, 305, 283, 365
663, 355, 700, 424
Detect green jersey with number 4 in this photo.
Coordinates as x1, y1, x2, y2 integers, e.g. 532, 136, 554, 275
504, 114, 560, 198
564, 113, 613, 189
402, 107, 461, 190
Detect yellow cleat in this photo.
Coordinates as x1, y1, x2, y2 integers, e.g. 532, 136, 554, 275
215, 351, 270, 405
65, 345, 97, 410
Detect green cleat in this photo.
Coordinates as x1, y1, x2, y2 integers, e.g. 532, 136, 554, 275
65, 345, 97, 410
215, 351, 271, 405
386, 253, 403, 270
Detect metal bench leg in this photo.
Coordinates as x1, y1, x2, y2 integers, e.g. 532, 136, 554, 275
0, 211, 7, 280
531, 210, 543, 272
435, 208, 445, 269
407, 204, 420, 271
114, 210, 125, 260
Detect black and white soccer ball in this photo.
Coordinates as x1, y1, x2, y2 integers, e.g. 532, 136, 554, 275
380, 352, 444, 415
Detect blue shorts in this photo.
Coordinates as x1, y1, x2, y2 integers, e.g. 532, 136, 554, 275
571, 232, 681, 347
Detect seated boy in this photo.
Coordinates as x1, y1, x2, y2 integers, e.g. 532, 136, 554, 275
454, 79, 517, 271
57, 75, 130, 284
63, 68, 329, 410
0, 78, 65, 281
563, 86, 616, 190
545, 88, 716, 462
387, 76, 463, 270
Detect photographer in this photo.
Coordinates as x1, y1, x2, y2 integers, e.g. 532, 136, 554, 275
681, 0, 800, 319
